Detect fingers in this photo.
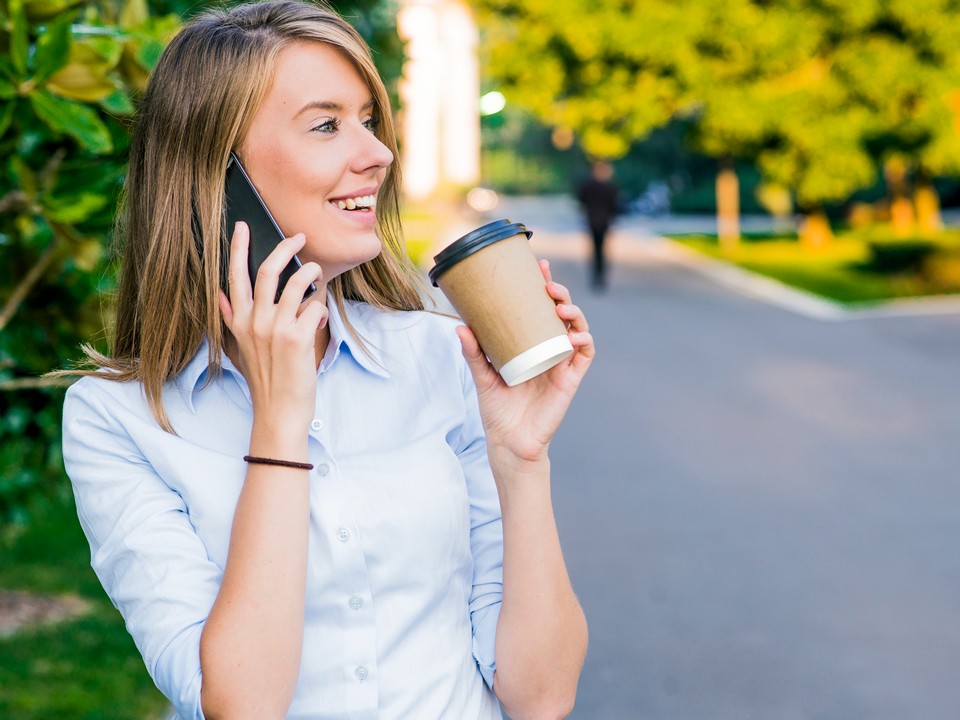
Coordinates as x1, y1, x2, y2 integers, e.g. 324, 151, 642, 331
456, 325, 502, 391
538, 258, 553, 284
295, 295, 330, 335
227, 222, 253, 313
277, 260, 323, 317
556, 302, 588, 333
545, 279, 572, 306
568, 330, 596, 369
218, 290, 234, 331
253, 232, 307, 306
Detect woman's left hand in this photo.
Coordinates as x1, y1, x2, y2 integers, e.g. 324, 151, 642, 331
457, 259, 595, 467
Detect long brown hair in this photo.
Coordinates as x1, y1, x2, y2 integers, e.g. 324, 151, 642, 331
68, 0, 424, 431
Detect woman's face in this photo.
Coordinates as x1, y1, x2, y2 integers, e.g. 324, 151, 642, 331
241, 41, 394, 283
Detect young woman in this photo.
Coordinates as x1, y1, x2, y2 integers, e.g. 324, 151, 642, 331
61, 2, 592, 718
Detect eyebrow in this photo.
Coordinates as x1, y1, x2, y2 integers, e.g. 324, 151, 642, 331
295, 99, 376, 116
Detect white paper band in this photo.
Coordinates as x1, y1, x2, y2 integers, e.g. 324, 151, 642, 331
498, 334, 575, 386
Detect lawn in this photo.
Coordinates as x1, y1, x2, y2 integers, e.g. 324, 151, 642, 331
0, 499, 170, 720
671, 229, 960, 304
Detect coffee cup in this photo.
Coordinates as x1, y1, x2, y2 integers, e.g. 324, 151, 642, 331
428, 219, 574, 386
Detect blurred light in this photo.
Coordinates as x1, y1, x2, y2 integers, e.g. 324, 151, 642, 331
466, 187, 499, 212
479, 91, 506, 116
551, 126, 574, 150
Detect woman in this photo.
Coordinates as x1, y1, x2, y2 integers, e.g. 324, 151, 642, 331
61, 1, 592, 718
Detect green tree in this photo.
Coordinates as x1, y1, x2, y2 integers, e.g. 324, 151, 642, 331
828, 0, 960, 234
474, 0, 689, 159
473, 0, 960, 246
0, 0, 180, 526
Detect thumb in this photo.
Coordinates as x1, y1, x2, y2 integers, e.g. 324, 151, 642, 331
456, 326, 502, 391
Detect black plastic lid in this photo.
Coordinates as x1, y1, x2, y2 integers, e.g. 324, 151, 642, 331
428, 219, 532, 286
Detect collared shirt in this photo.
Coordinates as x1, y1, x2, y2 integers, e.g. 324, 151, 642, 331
62, 295, 504, 720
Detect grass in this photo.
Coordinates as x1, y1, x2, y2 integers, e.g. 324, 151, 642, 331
671, 228, 960, 304
0, 498, 169, 720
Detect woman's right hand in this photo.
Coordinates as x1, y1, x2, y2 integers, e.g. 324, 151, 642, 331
218, 221, 327, 428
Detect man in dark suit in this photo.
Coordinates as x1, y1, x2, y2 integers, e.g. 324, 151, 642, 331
576, 160, 619, 290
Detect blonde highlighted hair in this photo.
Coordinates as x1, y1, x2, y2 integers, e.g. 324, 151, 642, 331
69, 0, 424, 431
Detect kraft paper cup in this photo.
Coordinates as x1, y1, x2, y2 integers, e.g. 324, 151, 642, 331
429, 219, 574, 386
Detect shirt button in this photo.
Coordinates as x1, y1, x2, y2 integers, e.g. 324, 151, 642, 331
355, 666, 368, 681
310, 419, 323, 432
316, 463, 330, 477
348, 596, 363, 610
336, 528, 350, 543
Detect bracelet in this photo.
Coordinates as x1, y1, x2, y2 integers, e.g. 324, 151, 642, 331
243, 455, 314, 471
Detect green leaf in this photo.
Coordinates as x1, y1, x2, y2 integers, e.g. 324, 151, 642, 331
34, 15, 73, 83
42, 191, 109, 223
11, 155, 39, 197
119, 0, 148, 29
85, 35, 124, 68
136, 38, 165, 71
0, 78, 16, 100
27, 89, 113, 154
22, 0, 85, 22
10, 0, 29, 77
99, 88, 135, 115
0, 58, 19, 85
0, 101, 15, 138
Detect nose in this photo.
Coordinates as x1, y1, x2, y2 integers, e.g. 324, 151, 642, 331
353, 124, 394, 174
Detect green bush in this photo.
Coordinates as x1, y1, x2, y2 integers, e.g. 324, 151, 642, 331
0, 0, 181, 527
864, 240, 938, 274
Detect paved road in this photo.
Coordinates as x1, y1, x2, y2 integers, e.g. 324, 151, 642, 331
495, 201, 960, 719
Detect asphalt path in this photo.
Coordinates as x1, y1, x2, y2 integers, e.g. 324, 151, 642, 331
503, 204, 960, 720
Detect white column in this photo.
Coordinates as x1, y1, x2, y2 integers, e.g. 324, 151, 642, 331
397, 0, 480, 199
438, 1, 480, 187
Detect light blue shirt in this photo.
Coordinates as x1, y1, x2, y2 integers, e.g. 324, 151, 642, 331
62, 295, 504, 720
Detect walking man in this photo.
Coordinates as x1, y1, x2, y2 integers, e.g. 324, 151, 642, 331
576, 160, 619, 290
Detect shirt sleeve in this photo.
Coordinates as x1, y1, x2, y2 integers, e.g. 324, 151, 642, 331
455, 363, 504, 690
62, 379, 216, 720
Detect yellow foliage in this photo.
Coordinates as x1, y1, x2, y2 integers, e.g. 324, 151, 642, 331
46, 44, 117, 102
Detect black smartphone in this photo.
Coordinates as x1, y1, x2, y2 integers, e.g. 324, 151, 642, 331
224, 152, 316, 303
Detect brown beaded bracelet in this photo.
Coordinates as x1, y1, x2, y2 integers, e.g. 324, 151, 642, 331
243, 455, 314, 471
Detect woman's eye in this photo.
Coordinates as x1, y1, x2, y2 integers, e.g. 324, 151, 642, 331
312, 118, 340, 134
364, 116, 381, 133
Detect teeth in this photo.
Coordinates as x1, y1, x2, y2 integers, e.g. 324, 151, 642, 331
335, 194, 377, 210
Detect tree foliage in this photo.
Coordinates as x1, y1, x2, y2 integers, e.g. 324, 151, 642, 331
472, 0, 960, 212
0, 0, 178, 526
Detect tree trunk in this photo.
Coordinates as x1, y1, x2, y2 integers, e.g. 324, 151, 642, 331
884, 157, 915, 237
716, 159, 740, 251
799, 208, 833, 248
914, 176, 943, 235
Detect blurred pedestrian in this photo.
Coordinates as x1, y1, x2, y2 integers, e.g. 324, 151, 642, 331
576, 160, 620, 290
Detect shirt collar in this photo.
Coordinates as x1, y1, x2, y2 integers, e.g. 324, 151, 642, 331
174, 291, 389, 412
322, 293, 390, 379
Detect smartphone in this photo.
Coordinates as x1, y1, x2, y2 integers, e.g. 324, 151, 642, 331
224, 152, 316, 303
